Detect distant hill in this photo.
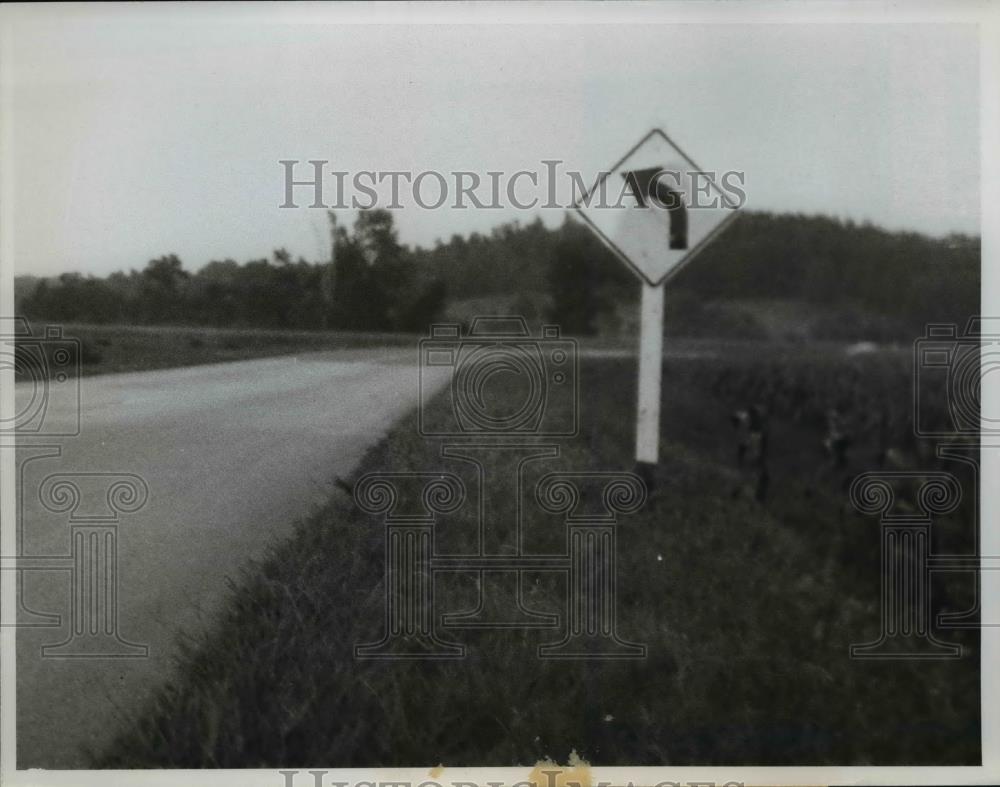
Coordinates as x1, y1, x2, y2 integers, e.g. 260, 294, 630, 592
671, 211, 978, 335
14, 210, 978, 341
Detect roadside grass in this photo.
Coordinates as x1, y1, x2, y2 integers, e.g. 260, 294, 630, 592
94, 351, 979, 767
16, 323, 418, 378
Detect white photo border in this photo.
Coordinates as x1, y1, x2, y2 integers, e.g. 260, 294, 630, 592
1, 1, 997, 785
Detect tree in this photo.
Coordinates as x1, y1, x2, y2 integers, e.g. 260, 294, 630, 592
140, 255, 189, 323
546, 219, 633, 335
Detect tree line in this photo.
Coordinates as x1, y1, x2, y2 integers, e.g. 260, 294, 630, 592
15, 208, 979, 339
17, 211, 448, 333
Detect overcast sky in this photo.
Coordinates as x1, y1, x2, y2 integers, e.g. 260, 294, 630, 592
5, 6, 980, 277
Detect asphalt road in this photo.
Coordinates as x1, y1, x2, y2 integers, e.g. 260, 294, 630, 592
14, 347, 448, 768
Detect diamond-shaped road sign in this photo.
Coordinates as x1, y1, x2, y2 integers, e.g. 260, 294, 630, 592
572, 128, 741, 466
573, 128, 740, 287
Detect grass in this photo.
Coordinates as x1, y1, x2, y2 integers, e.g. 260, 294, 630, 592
94, 348, 979, 767
16, 322, 418, 379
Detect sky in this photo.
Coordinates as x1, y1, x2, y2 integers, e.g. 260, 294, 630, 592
4, 6, 981, 277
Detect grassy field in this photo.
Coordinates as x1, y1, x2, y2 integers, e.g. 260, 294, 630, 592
16, 322, 418, 378
94, 345, 979, 767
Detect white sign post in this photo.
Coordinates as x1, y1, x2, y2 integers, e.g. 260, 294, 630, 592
635, 281, 665, 463
573, 128, 740, 466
